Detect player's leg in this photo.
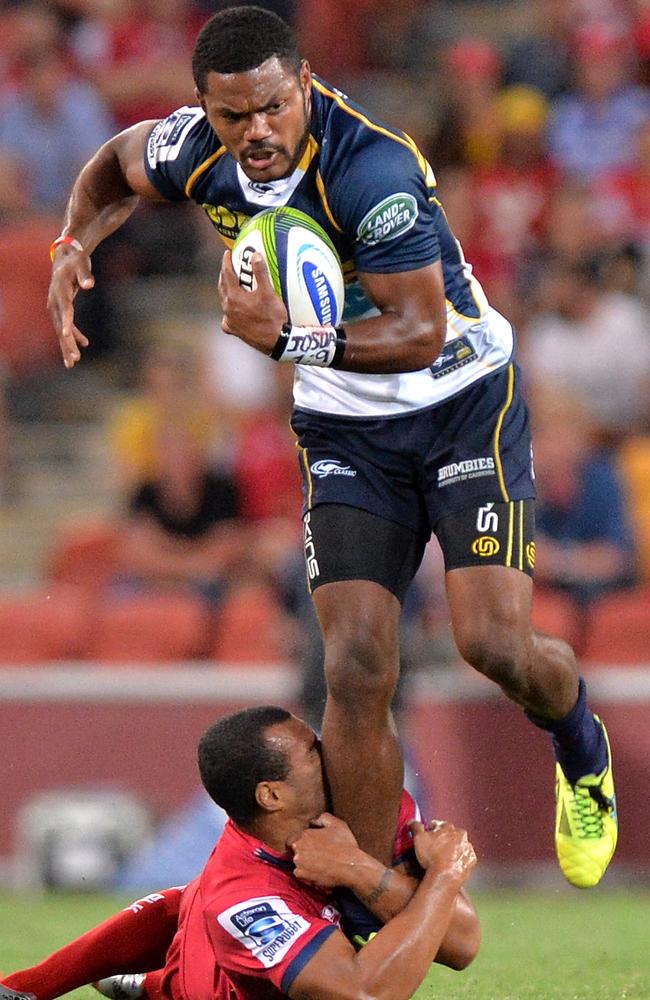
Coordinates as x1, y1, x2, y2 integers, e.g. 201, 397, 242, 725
305, 504, 427, 866
443, 556, 616, 887
314, 579, 402, 867
423, 364, 616, 886
291, 407, 429, 867
1, 888, 183, 1000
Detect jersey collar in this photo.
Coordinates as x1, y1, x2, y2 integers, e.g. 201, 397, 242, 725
236, 135, 319, 207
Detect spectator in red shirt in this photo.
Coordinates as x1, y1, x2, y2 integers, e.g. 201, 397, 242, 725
71, 0, 201, 128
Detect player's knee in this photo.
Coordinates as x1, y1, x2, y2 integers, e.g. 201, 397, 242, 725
455, 622, 529, 696
323, 618, 399, 705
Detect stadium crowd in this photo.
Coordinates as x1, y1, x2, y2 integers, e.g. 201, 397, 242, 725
0, 0, 649, 711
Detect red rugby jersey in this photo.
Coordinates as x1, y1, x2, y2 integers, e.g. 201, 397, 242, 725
163, 790, 419, 1000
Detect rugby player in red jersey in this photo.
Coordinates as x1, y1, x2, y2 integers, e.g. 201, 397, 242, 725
1, 706, 479, 1000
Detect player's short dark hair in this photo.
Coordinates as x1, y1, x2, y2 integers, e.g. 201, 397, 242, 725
198, 705, 293, 826
192, 6, 301, 92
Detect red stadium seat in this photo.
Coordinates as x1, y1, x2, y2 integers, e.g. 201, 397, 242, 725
0, 585, 93, 663
45, 518, 124, 593
0, 219, 61, 376
210, 583, 289, 664
581, 588, 650, 665
531, 588, 581, 649
86, 592, 208, 663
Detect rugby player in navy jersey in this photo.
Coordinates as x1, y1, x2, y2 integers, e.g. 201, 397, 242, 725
47, 6, 616, 888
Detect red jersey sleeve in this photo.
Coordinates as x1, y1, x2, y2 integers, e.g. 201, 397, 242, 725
393, 789, 422, 866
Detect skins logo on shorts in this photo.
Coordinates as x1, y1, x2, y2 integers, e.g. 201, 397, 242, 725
310, 459, 357, 478
526, 542, 536, 569
357, 193, 418, 245
303, 512, 320, 581
472, 535, 500, 557
218, 897, 311, 968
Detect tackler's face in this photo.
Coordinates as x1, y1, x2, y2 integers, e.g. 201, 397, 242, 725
197, 56, 312, 182
264, 716, 328, 824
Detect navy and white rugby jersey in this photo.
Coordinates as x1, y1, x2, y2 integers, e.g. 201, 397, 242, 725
144, 76, 513, 417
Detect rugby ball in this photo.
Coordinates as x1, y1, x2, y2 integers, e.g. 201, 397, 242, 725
231, 207, 344, 326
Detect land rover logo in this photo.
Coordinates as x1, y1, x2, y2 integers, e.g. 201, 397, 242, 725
357, 193, 418, 245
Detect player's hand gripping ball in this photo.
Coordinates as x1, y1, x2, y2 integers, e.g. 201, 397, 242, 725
232, 207, 345, 326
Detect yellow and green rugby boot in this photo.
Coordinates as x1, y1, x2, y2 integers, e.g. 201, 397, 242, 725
555, 717, 618, 888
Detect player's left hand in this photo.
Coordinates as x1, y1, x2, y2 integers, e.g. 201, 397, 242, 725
290, 813, 363, 887
218, 250, 287, 355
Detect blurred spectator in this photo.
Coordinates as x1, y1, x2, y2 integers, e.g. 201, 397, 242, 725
540, 183, 603, 267
447, 85, 557, 317
504, 0, 574, 98
547, 23, 650, 180
522, 258, 650, 437
0, 2, 63, 87
431, 37, 503, 169
636, 3, 650, 86
296, 0, 376, 81
0, 45, 114, 213
233, 364, 302, 523
71, 0, 200, 129
0, 150, 29, 219
109, 341, 222, 491
531, 388, 637, 606
592, 119, 650, 255
118, 421, 246, 602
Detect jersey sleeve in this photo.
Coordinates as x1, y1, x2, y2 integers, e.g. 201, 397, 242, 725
208, 890, 339, 995
393, 788, 421, 866
143, 106, 213, 202
326, 127, 441, 274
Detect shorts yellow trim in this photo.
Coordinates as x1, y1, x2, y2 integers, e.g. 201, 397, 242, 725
298, 445, 313, 510
493, 364, 514, 502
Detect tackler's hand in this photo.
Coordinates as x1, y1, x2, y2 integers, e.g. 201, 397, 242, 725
48, 245, 93, 369
409, 819, 477, 883
218, 250, 288, 356
290, 813, 362, 888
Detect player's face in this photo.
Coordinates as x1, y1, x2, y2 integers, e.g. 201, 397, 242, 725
265, 717, 328, 823
197, 57, 312, 182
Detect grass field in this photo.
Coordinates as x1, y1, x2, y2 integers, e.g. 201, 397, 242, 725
1, 889, 649, 1000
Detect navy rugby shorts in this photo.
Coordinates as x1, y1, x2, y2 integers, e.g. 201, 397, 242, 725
291, 363, 537, 594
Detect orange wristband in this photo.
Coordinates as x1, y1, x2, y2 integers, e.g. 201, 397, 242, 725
50, 235, 84, 262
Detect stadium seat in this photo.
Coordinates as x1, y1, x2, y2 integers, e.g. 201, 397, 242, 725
531, 588, 581, 649
618, 437, 650, 582
45, 518, 125, 593
0, 218, 61, 376
210, 583, 289, 664
581, 587, 650, 665
0, 584, 93, 663
86, 592, 208, 663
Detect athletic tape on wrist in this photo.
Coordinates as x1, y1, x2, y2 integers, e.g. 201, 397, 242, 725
270, 323, 347, 367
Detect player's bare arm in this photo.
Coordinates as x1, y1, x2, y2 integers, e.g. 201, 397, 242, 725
291, 814, 480, 972
288, 821, 476, 1000
48, 120, 164, 369
219, 251, 446, 374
